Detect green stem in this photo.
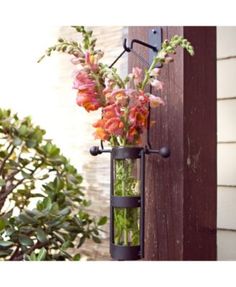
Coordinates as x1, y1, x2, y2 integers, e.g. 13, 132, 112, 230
122, 160, 129, 245
114, 159, 140, 246
141, 56, 163, 90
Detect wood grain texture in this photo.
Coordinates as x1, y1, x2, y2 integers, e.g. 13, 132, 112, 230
128, 26, 216, 260
183, 27, 217, 260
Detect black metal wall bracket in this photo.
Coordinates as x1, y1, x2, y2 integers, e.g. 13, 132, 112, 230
149, 27, 162, 67
109, 27, 162, 68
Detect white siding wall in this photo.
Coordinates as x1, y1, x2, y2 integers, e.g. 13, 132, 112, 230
217, 27, 236, 260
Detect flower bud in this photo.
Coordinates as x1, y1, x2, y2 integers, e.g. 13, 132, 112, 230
165, 56, 174, 63
150, 79, 164, 91
149, 95, 165, 108
150, 68, 160, 78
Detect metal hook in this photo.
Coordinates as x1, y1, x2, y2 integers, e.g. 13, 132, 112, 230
123, 38, 131, 52
123, 38, 158, 53
109, 38, 158, 69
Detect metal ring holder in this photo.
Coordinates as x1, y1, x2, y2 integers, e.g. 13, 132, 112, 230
90, 28, 170, 260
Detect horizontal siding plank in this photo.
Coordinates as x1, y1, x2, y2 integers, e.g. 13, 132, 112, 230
217, 230, 236, 260
217, 99, 236, 141
217, 59, 236, 99
217, 27, 236, 261
217, 144, 236, 186
217, 27, 236, 58
217, 186, 236, 229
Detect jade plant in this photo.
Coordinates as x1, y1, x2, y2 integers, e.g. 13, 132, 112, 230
0, 108, 107, 261
38, 26, 194, 247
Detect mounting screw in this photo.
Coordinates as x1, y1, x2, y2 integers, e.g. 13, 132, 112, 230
159, 147, 171, 158
90, 146, 102, 156
152, 29, 157, 34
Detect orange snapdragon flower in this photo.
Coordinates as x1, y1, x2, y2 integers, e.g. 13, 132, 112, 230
93, 104, 125, 140
129, 105, 148, 128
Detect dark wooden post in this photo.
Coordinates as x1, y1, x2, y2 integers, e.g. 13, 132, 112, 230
128, 27, 216, 260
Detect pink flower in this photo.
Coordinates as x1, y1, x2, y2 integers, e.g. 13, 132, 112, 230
150, 68, 160, 78
127, 126, 139, 144
128, 106, 148, 128
85, 52, 98, 71
103, 103, 121, 117
104, 118, 124, 136
149, 94, 165, 108
71, 57, 84, 65
127, 89, 148, 108
76, 94, 101, 112
73, 70, 95, 90
105, 78, 115, 89
73, 70, 103, 112
150, 79, 164, 91
103, 91, 115, 105
111, 89, 128, 107
132, 67, 142, 86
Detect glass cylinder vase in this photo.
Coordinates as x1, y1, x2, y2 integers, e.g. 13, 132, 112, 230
110, 146, 145, 260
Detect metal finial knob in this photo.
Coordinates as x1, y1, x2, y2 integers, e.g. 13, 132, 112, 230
89, 146, 102, 156
159, 147, 171, 158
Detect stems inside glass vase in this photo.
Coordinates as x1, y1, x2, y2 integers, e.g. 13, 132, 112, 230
114, 158, 140, 246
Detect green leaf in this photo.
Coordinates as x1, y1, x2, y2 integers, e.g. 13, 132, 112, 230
43, 197, 52, 210
47, 218, 62, 228
98, 216, 107, 226
92, 236, 101, 244
18, 125, 28, 136
82, 199, 91, 207
73, 253, 81, 261
0, 218, 6, 231
21, 171, 32, 179
61, 240, 74, 250
24, 208, 42, 218
45, 143, 60, 157
26, 139, 37, 148
36, 227, 47, 243
19, 226, 35, 234
0, 178, 5, 187
0, 150, 7, 158
4, 227, 15, 236
37, 247, 47, 261
18, 234, 34, 246
13, 137, 22, 146
38, 174, 49, 180
0, 249, 12, 257
18, 213, 36, 224
55, 177, 64, 191
29, 252, 37, 261
58, 207, 70, 216
25, 254, 32, 261
77, 236, 86, 248
0, 240, 14, 248
4, 209, 13, 220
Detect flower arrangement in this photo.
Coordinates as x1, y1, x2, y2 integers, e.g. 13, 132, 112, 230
39, 26, 194, 250
38, 26, 194, 147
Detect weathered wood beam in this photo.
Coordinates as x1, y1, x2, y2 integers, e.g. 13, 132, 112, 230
128, 26, 217, 260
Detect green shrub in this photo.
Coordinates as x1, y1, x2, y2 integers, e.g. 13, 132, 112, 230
0, 108, 107, 261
